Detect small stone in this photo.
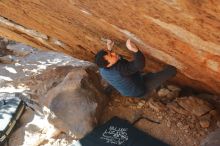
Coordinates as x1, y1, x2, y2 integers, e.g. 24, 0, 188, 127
137, 105, 142, 109
167, 85, 181, 92
167, 120, 171, 127
158, 88, 171, 97
166, 91, 178, 99
209, 110, 218, 117
200, 119, 210, 128
167, 102, 189, 115
176, 96, 213, 117
125, 100, 130, 105
177, 122, 183, 128
183, 125, 190, 130
191, 115, 197, 123
189, 124, 195, 129
196, 133, 201, 138
114, 99, 120, 102
148, 99, 166, 112
217, 121, 220, 128
199, 131, 205, 136
138, 102, 144, 107
128, 98, 133, 103
140, 100, 146, 104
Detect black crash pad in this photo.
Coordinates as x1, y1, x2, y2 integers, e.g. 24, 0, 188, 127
78, 117, 169, 146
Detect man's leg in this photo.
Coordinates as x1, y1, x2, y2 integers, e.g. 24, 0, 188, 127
142, 65, 177, 97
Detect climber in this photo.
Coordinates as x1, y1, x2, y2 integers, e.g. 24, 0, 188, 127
94, 39, 177, 98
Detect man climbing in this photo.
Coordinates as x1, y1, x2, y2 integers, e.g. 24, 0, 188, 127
95, 39, 177, 98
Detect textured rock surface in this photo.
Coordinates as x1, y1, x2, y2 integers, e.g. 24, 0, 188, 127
41, 68, 109, 139
8, 108, 61, 146
201, 128, 220, 146
176, 96, 214, 117
0, 0, 220, 95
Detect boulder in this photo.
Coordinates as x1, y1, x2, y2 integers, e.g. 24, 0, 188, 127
40, 67, 109, 139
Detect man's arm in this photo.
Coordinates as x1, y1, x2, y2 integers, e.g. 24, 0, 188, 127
117, 40, 145, 76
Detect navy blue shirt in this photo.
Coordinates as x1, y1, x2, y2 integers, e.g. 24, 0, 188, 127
99, 51, 146, 97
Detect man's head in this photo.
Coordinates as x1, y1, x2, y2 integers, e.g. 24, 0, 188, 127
95, 49, 119, 68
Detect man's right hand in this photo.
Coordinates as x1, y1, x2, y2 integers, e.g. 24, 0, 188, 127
106, 39, 114, 51
126, 39, 139, 52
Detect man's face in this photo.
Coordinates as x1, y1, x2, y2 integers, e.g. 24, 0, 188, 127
104, 51, 120, 67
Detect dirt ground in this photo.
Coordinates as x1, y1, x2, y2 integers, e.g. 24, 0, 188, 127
100, 88, 220, 146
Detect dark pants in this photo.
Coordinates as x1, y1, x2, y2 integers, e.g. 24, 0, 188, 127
140, 65, 177, 98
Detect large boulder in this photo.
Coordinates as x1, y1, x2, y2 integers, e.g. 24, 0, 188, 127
40, 67, 109, 139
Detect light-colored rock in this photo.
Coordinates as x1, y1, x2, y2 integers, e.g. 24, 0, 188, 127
158, 88, 171, 97
0, 1, 220, 95
148, 99, 166, 112
176, 96, 213, 117
167, 102, 189, 115
200, 120, 210, 128
177, 122, 183, 128
8, 108, 60, 146
167, 85, 181, 92
183, 125, 190, 130
167, 85, 180, 98
199, 114, 211, 128
137, 102, 145, 108
41, 67, 109, 139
